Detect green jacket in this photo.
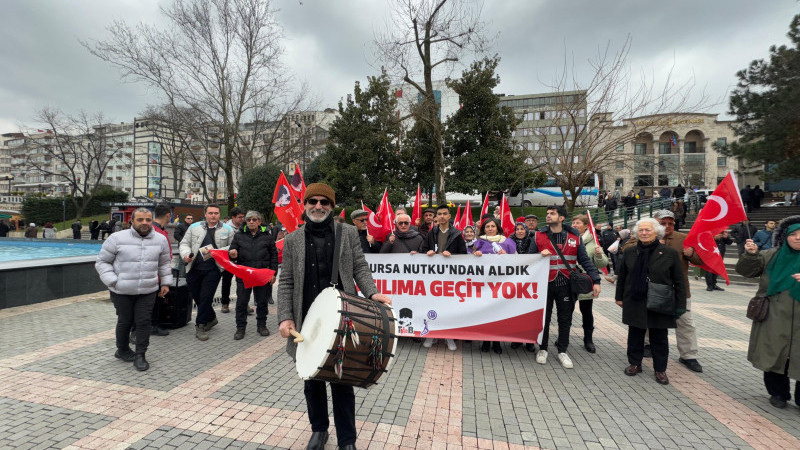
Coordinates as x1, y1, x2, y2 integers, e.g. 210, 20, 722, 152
576, 231, 608, 301
736, 250, 800, 378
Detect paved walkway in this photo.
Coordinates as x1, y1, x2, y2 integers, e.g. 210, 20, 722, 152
1, 278, 798, 450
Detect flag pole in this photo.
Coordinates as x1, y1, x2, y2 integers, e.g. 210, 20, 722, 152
729, 170, 752, 240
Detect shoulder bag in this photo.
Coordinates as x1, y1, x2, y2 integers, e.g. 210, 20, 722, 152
646, 279, 675, 315
549, 232, 594, 296
746, 296, 769, 322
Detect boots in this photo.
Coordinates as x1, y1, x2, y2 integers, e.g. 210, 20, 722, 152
134, 353, 149, 371
234, 328, 245, 340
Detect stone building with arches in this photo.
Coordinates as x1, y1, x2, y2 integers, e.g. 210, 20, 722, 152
600, 113, 755, 195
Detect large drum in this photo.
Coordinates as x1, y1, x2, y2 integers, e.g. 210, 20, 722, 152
295, 287, 398, 388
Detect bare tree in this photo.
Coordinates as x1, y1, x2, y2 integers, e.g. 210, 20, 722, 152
527, 37, 713, 211
375, 0, 489, 204
85, 0, 297, 209
25, 108, 126, 217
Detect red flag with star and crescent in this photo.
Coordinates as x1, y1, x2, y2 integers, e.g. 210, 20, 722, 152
272, 172, 304, 233
683, 171, 748, 284
209, 250, 276, 289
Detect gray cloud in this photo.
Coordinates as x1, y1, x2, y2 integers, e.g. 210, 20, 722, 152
1, 0, 797, 133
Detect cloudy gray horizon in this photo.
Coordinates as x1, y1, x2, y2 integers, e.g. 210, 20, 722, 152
1, 0, 797, 134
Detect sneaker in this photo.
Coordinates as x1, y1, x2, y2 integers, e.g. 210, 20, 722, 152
114, 347, 136, 362
713, 286, 725, 291
769, 395, 788, 409
151, 326, 169, 336
206, 318, 218, 330
536, 350, 548, 364
195, 325, 209, 341
557, 352, 574, 369
234, 328, 245, 340
422, 338, 436, 348
446, 339, 457, 351
221, 304, 230, 313
257, 326, 270, 337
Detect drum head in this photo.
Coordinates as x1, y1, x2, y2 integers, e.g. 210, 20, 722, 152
296, 287, 342, 379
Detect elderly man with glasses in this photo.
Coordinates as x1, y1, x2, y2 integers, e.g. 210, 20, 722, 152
350, 209, 382, 254
277, 183, 391, 450
228, 210, 278, 340
380, 213, 424, 254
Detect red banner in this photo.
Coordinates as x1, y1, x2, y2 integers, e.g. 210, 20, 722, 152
500, 194, 515, 236
272, 172, 304, 233
411, 184, 421, 227
209, 250, 275, 289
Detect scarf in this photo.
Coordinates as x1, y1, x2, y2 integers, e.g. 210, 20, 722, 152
767, 223, 800, 302
480, 234, 506, 243
631, 239, 659, 300
394, 228, 420, 240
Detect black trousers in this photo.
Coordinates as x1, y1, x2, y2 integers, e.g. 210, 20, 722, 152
235, 281, 270, 329
627, 326, 669, 372
764, 361, 800, 404
579, 299, 594, 340
220, 270, 233, 305
304, 380, 356, 446
186, 266, 221, 326
540, 282, 575, 353
111, 291, 157, 354
704, 270, 718, 289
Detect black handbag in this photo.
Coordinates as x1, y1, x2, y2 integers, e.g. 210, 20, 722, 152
746, 296, 769, 322
646, 280, 675, 315
549, 232, 594, 296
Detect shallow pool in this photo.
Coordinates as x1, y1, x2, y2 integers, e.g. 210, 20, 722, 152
0, 240, 102, 262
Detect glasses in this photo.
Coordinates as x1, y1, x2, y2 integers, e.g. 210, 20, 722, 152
353, 218, 366, 223
246, 218, 260, 222
397, 221, 410, 225
305, 198, 331, 206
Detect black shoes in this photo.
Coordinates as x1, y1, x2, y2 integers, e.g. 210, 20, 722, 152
258, 326, 270, 336
481, 341, 490, 352
115, 347, 136, 362
221, 304, 230, 313
525, 343, 537, 353
339, 445, 356, 450
307, 431, 328, 450
679, 358, 703, 373
151, 325, 170, 336
134, 354, 149, 371
492, 342, 502, 355
714, 286, 725, 291
268, 297, 275, 305
706, 287, 714, 291
234, 328, 245, 340
510, 342, 523, 349
584, 339, 596, 353
769, 395, 788, 409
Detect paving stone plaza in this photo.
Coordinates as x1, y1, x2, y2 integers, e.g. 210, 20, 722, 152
1, 277, 798, 450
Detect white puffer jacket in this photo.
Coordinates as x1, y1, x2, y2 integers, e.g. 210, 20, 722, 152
178, 221, 235, 272
95, 227, 174, 295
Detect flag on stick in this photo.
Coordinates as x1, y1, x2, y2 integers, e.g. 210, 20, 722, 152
290, 164, 306, 201
272, 172, 304, 233
500, 194, 515, 236
683, 171, 748, 284
479, 192, 491, 226
453, 205, 463, 231
209, 250, 275, 289
461, 200, 474, 229
411, 185, 422, 227
586, 210, 608, 274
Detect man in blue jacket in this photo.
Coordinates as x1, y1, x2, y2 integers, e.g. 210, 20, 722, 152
753, 220, 776, 250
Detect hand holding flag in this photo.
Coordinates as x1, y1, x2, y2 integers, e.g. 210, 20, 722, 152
209, 250, 275, 289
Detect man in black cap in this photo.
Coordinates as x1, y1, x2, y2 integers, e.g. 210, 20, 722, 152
418, 208, 436, 239
350, 209, 382, 254
525, 215, 538, 235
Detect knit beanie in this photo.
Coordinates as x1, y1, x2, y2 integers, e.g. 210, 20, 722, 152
304, 183, 336, 205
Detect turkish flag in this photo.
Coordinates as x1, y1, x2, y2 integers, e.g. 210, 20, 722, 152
290, 164, 306, 201
272, 172, 304, 233
586, 210, 608, 275
367, 189, 394, 242
499, 194, 515, 236
461, 200, 474, 229
684, 171, 748, 284
339, 208, 346, 220
453, 205, 463, 231
479, 192, 490, 225
411, 184, 421, 227
209, 250, 275, 289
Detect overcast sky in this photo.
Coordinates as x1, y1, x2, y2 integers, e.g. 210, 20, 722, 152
1, 0, 798, 134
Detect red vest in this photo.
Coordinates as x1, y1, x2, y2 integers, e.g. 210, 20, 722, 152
535, 230, 580, 282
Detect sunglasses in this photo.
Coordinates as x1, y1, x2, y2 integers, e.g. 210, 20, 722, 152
397, 221, 410, 225
246, 218, 260, 222
353, 218, 367, 223
305, 198, 331, 206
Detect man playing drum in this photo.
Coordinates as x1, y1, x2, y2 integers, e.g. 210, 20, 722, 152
278, 183, 392, 450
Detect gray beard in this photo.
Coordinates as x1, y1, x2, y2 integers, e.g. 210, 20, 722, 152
307, 210, 331, 223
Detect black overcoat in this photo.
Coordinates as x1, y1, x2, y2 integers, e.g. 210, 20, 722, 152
614, 242, 687, 329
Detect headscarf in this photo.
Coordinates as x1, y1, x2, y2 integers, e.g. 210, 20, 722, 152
511, 223, 531, 254
463, 225, 476, 250
766, 223, 800, 302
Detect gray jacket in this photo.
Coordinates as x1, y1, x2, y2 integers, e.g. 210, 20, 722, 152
277, 223, 379, 359
95, 227, 174, 295
178, 221, 235, 272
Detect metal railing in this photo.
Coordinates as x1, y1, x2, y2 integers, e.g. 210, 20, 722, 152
581, 195, 702, 229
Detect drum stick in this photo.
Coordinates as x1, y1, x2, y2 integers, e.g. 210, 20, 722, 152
289, 329, 305, 343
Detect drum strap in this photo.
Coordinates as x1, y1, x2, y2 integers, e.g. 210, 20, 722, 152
330, 222, 343, 288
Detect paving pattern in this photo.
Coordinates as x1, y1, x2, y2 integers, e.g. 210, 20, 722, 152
1, 277, 799, 449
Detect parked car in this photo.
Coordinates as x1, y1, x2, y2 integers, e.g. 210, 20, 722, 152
763, 201, 786, 207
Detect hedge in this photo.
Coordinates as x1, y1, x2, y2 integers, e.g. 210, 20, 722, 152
22, 189, 128, 225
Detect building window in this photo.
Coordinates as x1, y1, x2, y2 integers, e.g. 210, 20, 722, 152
716, 137, 727, 147
684, 141, 697, 153
616, 144, 624, 152
717, 156, 727, 167
615, 178, 624, 188
615, 162, 624, 169
658, 142, 671, 154
634, 143, 647, 155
